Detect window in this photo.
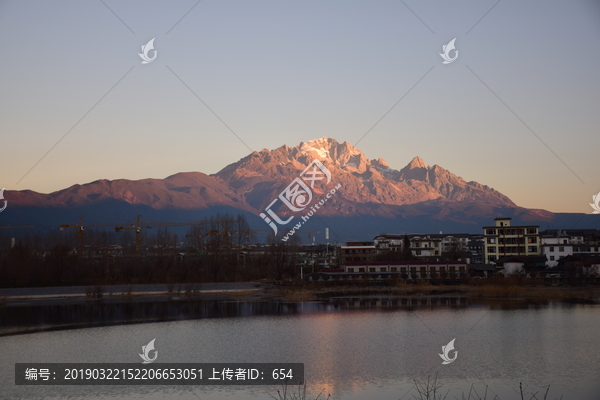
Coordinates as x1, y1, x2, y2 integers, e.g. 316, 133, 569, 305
486, 229, 496, 235
450, 266, 456, 271
391, 267, 397, 272
347, 268, 354, 272
439, 267, 446, 272
487, 255, 497, 262
430, 266, 436, 271
527, 237, 537, 243
559, 247, 564, 252
380, 267, 387, 272
487, 238, 496, 244
416, 250, 421, 256
528, 246, 538, 253
549, 247, 554, 252
359, 268, 365, 272
400, 267, 407, 272
527, 228, 537, 234
459, 266, 465, 271
410, 267, 417, 272
369, 267, 376, 272
420, 267, 426, 272
549, 256, 555, 261
488, 246, 496, 253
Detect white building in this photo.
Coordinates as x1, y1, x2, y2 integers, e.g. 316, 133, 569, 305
541, 233, 573, 267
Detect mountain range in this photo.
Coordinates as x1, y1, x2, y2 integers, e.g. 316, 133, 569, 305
3, 138, 597, 241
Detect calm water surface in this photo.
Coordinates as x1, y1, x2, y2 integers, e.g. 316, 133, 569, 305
1, 300, 599, 400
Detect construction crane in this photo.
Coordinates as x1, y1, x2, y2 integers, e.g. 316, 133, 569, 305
59, 215, 86, 254
114, 215, 143, 252
115, 217, 238, 253
186, 228, 271, 243
59, 216, 125, 254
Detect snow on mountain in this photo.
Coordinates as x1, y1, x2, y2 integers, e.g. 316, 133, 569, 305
8, 138, 519, 225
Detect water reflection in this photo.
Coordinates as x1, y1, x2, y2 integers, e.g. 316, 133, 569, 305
0, 296, 478, 336
1, 298, 599, 400
0, 294, 572, 339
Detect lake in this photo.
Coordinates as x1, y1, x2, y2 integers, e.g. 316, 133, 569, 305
1, 298, 599, 399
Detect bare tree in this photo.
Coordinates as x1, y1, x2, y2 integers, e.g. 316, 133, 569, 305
445, 238, 466, 261
269, 234, 300, 280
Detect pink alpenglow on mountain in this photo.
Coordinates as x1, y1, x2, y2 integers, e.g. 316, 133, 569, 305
9, 138, 548, 228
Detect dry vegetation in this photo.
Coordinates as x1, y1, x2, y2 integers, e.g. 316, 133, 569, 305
269, 378, 563, 400
407, 374, 563, 400
282, 290, 319, 302
276, 280, 599, 303
467, 285, 567, 299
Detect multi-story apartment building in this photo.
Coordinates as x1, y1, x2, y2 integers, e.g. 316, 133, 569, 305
372, 234, 404, 252
340, 242, 377, 264
540, 230, 572, 267
373, 233, 480, 262
483, 217, 540, 263
537, 229, 600, 267
439, 234, 470, 254
467, 239, 484, 264
410, 236, 441, 257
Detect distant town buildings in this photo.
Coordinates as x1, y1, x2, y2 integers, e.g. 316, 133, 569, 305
373, 233, 482, 262
340, 242, 377, 264
330, 217, 600, 280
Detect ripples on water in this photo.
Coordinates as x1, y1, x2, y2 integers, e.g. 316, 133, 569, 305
1, 297, 599, 400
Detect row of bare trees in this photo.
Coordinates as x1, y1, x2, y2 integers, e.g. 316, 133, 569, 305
0, 214, 302, 288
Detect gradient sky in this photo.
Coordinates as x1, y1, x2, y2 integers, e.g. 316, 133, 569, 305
1, 0, 599, 213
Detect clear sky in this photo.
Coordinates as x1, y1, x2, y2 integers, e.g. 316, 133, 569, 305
1, 0, 599, 213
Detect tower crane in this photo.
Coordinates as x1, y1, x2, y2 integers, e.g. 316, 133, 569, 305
59, 215, 86, 254
115, 217, 238, 253
59, 216, 125, 254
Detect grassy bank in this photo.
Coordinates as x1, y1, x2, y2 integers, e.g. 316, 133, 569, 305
272, 280, 599, 303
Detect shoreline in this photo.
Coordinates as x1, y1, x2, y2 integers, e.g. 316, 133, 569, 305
0, 283, 598, 338
1, 282, 599, 306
